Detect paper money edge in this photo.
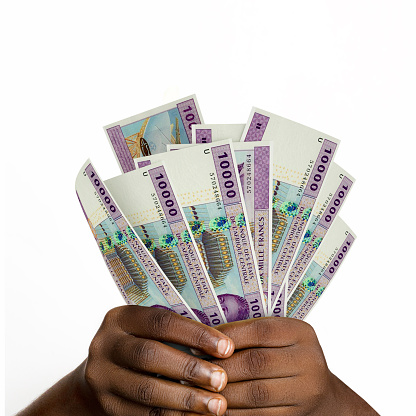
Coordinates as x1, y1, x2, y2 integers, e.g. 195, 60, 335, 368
75, 158, 199, 321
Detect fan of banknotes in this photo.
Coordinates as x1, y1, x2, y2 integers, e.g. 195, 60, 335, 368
76, 95, 356, 325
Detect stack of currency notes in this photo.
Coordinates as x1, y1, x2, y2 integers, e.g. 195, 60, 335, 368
76, 95, 356, 324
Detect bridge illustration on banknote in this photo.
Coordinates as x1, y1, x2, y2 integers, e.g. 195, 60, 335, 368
123, 116, 182, 158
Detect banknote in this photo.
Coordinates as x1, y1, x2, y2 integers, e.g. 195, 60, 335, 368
272, 281, 287, 318
286, 163, 355, 298
191, 124, 245, 143
232, 142, 273, 310
286, 216, 356, 320
241, 108, 340, 315
75, 159, 198, 320
105, 162, 226, 326
104, 95, 204, 173
135, 141, 267, 321
168, 141, 273, 312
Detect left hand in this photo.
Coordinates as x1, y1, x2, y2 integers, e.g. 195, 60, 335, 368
209, 317, 339, 415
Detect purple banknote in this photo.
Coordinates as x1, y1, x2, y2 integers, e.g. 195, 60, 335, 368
286, 216, 356, 320
135, 141, 267, 322
286, 163, 354, 299
76, 160, 198, 320
241, 108, 340, 316
105, 163, 226, 326
104, 96, 203, 173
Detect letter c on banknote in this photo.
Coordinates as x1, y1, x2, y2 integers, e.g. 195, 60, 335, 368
143, 171, 148, 177
318, 137, 323, 143
204, 149, 211, 154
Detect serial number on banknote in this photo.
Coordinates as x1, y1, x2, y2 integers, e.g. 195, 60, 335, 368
246, 153, 253, 194
316, 192, 333, 219
297, 160, 314, 197
151, 192, 168, 228
210, 172, 222, 210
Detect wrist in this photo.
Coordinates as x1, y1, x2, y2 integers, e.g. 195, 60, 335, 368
17, 360, 100, 416
327, 372, 379, 416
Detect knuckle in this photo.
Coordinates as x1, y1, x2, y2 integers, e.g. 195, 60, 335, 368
244, 349, 267, 378
279, 348, 295, 367
84, 360, 99, 389
150, 411, 187, 416
299, 321, 317, 341
136, 378, 157, 406
182, 390, 197, 411
253, 318, 276, 344
109, 334, 125, 358
85, 359, 115, 394
308, 345, 328, 376
149, 408, 180, 416
247, 380, 269, 407
149, 408, 164, 416
133, 340, 158, 370
88, 335, 105, 358
151, 309, 174, 337
181, 357, 201, 381
102, 307, 122, 327
281, 382, 296, 404
315, 350, 327, 370
191, 325, 211, 349
99, 393, 121, 416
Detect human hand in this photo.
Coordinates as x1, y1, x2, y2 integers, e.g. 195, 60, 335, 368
209, 317, 378, 415
18, 311, 378, 416
79, 305, 236, 416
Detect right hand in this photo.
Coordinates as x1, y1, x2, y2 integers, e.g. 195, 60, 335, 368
79, 305, 234, 416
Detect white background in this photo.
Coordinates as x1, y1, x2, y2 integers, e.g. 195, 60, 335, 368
2, 1, 416, 414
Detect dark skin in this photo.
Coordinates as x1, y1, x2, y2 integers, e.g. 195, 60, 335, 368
17, 306, 379, 416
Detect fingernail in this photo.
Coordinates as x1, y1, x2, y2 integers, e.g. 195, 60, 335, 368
208, 398, 222, 415
210, 370, 226, 391
217, 339, 231, 356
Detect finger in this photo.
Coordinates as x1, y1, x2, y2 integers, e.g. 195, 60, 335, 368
115, 306, 235, 358
108, 366, 228, 415
221, 378, 298, 408
113, 334, 228, 392
100, 392, 208, 416
225, 406, 299, 416
190, 348, 205, 356
215, 317, 309, 349
210, 347, 300, 382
